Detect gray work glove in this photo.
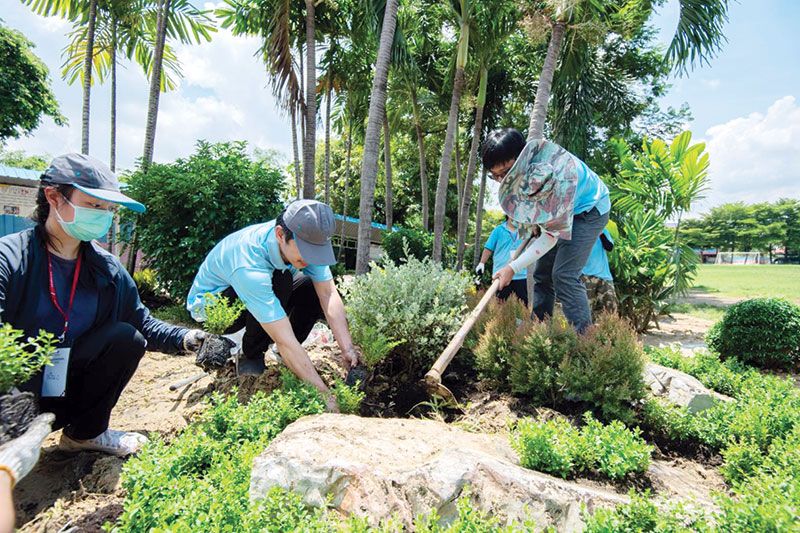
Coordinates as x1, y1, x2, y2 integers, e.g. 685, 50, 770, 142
182, 329, 207, 353
0, 413, 54, 485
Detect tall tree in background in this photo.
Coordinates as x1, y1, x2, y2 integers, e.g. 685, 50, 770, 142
455, 0, 516, 269
302, 0, 316, 198
432, 0, 472, 262
355, 0, 399, 274
142, 0, 214, 167
383, 111, 393, 229
0, 22, 64, 141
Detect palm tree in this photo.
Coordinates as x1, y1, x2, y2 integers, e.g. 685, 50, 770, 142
62, 0, 181, 170
355, 0, 399, 274
142, 0, 215, 167
472, 170, 488, 266
22, 0, 98, 154
432, 0, 472, 262
383, 110, 393, 230
302, 0, 316, 198
455, 1, 516, 269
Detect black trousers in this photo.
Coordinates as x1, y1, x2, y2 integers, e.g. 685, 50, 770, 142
497, 279, 529, 307
223, 270, 324, 360
33, 322, 146, 440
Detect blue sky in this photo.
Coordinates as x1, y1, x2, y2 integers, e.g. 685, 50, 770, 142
4, 0, 799, 215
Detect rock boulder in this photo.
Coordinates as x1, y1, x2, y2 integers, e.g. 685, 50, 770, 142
644, 363, 733, 413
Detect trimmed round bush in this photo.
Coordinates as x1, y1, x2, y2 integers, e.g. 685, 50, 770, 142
706, 298, 800, 369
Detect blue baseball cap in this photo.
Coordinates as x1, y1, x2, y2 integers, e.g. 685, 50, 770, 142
43, 153, 146, 213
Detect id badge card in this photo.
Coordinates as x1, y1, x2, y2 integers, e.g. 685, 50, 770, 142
42, 347, 70, 398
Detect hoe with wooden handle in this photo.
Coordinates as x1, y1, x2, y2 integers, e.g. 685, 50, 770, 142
423, 234, 534, 403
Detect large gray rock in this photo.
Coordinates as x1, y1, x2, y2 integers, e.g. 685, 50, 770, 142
250, 414, 627, 530
644, 363, 732, 413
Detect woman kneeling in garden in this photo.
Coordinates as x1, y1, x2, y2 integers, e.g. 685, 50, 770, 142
483, 128, 610, 334
0, 154, 206, 457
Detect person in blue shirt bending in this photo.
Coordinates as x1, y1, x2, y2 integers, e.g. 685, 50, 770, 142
475, 217, 529, 306
187, 200, 361, 413
581, 228, 618, 318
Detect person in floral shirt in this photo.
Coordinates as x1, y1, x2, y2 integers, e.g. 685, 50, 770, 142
481, 128, 610, 333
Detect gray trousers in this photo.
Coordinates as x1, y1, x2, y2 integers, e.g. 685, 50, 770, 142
532, 207, 609, 334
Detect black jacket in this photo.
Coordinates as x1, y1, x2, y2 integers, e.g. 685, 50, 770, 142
0, 227, 187, 353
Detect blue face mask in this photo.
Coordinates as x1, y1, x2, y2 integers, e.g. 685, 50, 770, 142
55, 197, 114, 242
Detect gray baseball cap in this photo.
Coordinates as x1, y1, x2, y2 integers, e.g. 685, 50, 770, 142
283, 199, 336, 265
43, 153, 146, 213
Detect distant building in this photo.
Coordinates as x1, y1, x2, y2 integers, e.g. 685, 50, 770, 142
333, 214, 397, 269
0, 164, 40, 217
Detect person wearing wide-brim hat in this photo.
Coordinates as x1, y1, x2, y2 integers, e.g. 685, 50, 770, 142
481, 128, 611, 333
0, 154, 207, 458
186, 199, 362, 413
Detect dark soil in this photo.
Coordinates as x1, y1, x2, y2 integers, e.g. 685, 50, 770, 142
196, 335, 235, 371
0, 392, 38, 446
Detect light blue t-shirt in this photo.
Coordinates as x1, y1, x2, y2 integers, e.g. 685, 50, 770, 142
572, 156, 611, 216
484, 222, 528, 281
186, 220, 333, 324
582, 229, 613, 281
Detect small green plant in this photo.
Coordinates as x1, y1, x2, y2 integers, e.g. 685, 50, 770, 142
560, 313, 646, 423
133, 268, 159, 300
202, 293, 246, 335
0, 325, 55, 394
332, 378, 365, 415
720, 438, 764, 486
583, 490, 707, 532
706, 298, 800, 369
352, 323, 404, 369
474, 297, 529, 385
512, 413, 651, 481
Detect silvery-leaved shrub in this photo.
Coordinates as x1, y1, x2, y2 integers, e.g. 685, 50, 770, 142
342, 256, 472, 370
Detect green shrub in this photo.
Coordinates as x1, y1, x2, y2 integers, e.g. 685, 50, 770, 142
706, 298, 800, 368
721, 438, 764, 486
133, 268, 159, 301
351, 323, 404, 369
202, 293, 245, 335
382, 227, 433, 263
646, 346, 755, 398
509, 313, 576, 404
512, 413, 651, 481
123, 141, 285, 299
0, 324, 55, 394
561, 313, 646, 423
512, 417, 580, 479
475, 297, 529, 385
113, 370, 326, 531
578, 413, 652, 480
583, 490, 708, 533
342, 256, 472, 370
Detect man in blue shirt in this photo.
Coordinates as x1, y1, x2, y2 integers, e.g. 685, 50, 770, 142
581, 228, 618, 318
476, 217, 528, 305
187, 200, 360, 412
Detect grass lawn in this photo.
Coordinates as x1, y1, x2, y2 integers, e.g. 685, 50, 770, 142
666, 302, 727, 322
693, 264, 800, 303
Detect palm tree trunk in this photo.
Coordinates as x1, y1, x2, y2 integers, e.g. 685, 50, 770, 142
432, 66, 466, 263
80, 0, 98, 155
355, 0, 399, 274
455, 135, 463, 211
303, 0, 316, 199
298, 44, 305, 174
527, 21, 565, 141
291, 105, 302, 199
110, 17, 117, 171
472, 170, 487, 267
143, 0, 171, 167
457, 66, 487, 270
324, 74, 332, 204
338, 122, 353, 262
411, 88, 429, 231
383, 112, 393, 230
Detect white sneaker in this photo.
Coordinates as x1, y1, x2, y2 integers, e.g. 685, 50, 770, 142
59, 429, 149, 457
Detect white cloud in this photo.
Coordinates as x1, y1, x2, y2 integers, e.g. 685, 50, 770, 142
691, 95, 800, 213
701, 79, 721, 90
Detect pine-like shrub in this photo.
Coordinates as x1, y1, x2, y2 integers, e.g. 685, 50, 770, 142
707, 298, 800, 369
561, 313, 646, 423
